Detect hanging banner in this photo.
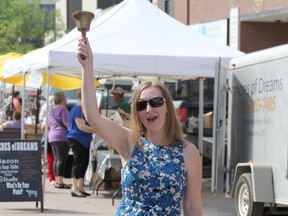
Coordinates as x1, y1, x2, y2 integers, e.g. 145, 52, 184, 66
26, 70, 43, 89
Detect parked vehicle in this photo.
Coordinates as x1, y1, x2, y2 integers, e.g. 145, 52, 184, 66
214, 44, 288, 216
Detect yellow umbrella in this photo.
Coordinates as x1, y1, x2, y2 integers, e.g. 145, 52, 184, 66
0, 52, 23, 80
2, 73, 100, 90
1, 52, 100, 90
42, 73, 100, 90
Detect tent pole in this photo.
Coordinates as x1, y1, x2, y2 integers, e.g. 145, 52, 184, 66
11, 85, 15, 120
198, 77, 204, 167
42, 66, 51, 204
21, 73, 26, 139
0, 82, 5, 127
34, 88, 40, 134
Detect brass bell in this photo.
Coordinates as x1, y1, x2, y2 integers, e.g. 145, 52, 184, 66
72, 11, 95, 60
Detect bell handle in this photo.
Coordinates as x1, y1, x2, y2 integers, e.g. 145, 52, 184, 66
80, 29, 87, 60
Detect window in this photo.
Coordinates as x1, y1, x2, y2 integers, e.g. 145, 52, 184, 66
97, 0, 123, 9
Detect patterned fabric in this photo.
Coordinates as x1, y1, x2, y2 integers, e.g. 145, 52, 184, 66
115, 137, 187, 215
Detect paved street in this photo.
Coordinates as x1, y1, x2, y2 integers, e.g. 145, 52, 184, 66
201, 179, 235, 216
0, 177, 236, 216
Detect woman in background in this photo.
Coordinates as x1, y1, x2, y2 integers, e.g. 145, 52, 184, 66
67, 90, 95, 197
48, 91, 70, 189
40, 95, 56, 185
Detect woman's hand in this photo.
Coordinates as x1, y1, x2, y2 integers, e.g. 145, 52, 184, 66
118, 108, 131, 120
76, 37, 93, 68
117, 108, 125, 115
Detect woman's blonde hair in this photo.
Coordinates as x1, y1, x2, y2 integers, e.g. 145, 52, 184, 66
130, 80, 184, 147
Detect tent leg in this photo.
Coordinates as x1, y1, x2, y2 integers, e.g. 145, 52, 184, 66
198, 78, 204, 166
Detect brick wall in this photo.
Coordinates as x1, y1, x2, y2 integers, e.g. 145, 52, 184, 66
174, 0, 288, 25
240, 22, 288, 53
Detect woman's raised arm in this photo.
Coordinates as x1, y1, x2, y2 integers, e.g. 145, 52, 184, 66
77, 37, 132, 158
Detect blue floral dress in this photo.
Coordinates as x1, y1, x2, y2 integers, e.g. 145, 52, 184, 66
115, 137, 187, 215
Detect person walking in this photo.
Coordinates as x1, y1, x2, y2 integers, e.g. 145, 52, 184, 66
76, 37, 203, 215
67, 90, 95, 198
40, 95, 56, 185
48, 91, 70, 189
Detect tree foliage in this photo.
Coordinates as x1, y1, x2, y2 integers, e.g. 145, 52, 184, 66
0, 0, 65, 54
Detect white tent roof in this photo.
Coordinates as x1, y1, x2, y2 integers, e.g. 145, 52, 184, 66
3, 9, 105, 79
4, 0, 244, 80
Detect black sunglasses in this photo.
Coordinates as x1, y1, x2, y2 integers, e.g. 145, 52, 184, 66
136, 97, 166, 111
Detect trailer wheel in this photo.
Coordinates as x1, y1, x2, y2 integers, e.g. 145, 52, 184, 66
234, 173, 264, 216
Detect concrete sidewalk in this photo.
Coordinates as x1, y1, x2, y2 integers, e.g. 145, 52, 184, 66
0, 178, 235, 216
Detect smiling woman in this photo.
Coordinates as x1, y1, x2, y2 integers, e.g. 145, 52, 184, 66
136, 96, 166, 111
77, 35, 202, 215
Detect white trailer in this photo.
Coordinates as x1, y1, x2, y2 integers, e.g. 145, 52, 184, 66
213, 44, 288, 216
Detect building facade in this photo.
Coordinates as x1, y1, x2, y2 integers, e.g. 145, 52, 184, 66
54, 0, 288, 53
56, 0, 141, 31
173, 0, 288, 53
55, 0, 157, 31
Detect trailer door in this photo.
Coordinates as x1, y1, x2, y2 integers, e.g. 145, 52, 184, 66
212, 59, 227, 193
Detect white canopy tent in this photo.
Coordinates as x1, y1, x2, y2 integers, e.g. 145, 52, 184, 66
4, 0, 244, 192
4, 0, 243, 80
3, 8, 106, 79
50, 0, 244, 79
